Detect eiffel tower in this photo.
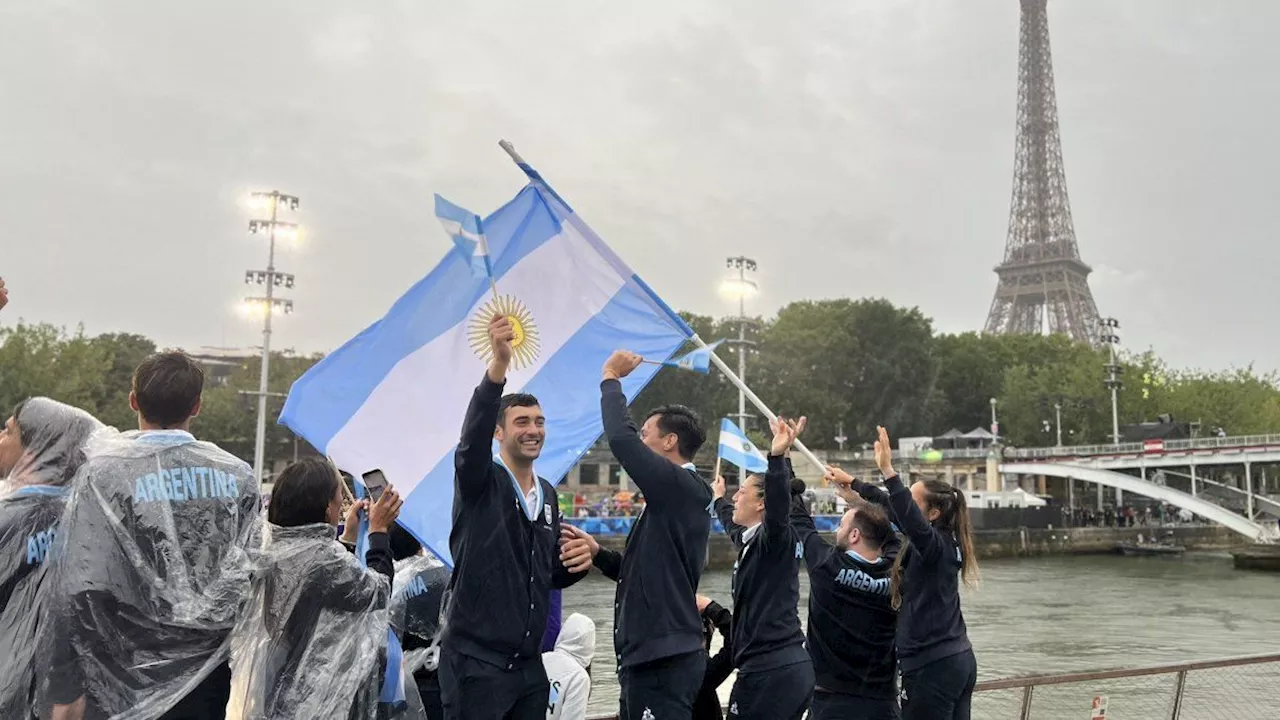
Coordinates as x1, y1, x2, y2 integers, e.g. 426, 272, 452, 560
984, 0, 1101, 345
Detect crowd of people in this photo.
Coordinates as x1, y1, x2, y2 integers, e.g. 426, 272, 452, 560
0, 282, 982, 720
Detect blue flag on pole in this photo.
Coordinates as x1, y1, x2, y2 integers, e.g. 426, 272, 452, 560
662, 340, 722, 374
281, 163, 693, 567
435, 194, 493, 280
718, 418, 768, 473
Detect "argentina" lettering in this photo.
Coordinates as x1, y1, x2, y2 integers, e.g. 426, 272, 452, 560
834, 567, 890, 596
132, 466, 241, 505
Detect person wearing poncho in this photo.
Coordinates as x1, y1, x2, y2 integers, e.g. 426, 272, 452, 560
226, 456, 407, 719
0, 398, 102, 717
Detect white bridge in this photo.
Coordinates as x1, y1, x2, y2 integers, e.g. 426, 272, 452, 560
993, 434, 1280, 543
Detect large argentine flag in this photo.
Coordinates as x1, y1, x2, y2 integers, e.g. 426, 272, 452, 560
280, 165, 692, 566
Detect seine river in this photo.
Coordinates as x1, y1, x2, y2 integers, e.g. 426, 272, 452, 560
562, 553, 1280, 716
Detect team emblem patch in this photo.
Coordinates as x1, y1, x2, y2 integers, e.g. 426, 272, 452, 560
544, 503, 553, 524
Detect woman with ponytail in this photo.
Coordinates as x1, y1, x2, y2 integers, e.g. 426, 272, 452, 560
874, 426, 978, 720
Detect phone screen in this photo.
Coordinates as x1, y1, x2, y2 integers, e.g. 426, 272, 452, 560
361, 469, 387, 503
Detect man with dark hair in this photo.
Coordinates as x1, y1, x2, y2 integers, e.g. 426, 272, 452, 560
562, 349, 714, 719
41, 350, 261, 720
438, 315, 587, 720
790, 466, 902, 720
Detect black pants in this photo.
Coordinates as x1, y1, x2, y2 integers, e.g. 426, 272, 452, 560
901, 650, 977, 720
438, 650, 547, 720
414, 669, 443, 719
159, 662, 232, 720
726, 660, 813, 720
618, 651, 706, 720
810, 689, 900, 720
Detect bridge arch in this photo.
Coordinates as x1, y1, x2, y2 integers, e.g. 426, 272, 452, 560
1000, 462, 1275, 543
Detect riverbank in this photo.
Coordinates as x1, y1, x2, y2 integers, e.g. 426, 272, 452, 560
594, 524, 1247, 569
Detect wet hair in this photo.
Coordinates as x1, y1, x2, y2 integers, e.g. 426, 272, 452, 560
132, 351, 205, 428
268, 457, 341, 527
498, 393, 541, 426
890, 479, 979, 609
389, 523, 422, 560
848, 501, 893, 551
644, 405, 706, 461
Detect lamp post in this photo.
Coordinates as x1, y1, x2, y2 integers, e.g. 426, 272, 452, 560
989, 397, 999, 439
1100, 317, 1123, 445
244, 190, 300, 485
1099, 317, 1123, 505
1054, 401, 1063, 447
721, 256, 758, 483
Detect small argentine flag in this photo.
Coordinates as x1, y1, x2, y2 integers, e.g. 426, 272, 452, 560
663, 340, 722, 375
718, 418, 768, 473
435, 194, 493, 280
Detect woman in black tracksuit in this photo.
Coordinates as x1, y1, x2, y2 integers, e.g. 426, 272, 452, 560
875, 426, 979, 720
712, 417, 813, 719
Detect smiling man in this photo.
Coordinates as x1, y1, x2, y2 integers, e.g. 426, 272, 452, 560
438, 314, 588, 720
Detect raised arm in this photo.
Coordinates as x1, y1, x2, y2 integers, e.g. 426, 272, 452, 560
763, 416, 805, 540
454, 315, 513, 501
789, 485, 834, 572
599, 350, 707, 506
876, 426, 944, 562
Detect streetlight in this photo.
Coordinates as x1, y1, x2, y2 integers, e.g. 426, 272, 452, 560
1099, 317, 1123, 445
1054, 401, 1063, 447
834, 421, 847, 451
721, 256, 758, 483
243, 190, 300, 486
989, 397, 999, 439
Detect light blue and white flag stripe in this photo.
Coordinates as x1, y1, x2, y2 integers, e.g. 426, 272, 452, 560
434, 194, 493, 279
281, 168, 692, 567
717, 418, 768, 473
663, 340, 722, 375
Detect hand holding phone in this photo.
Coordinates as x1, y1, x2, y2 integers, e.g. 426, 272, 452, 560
361, 469, 388, 503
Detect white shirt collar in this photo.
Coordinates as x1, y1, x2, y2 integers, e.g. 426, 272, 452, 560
494, 454, 543, 522
845, 549, 884, 565
742, 522, 763, 545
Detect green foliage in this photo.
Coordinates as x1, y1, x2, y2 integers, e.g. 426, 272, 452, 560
5, 299, 1280, 466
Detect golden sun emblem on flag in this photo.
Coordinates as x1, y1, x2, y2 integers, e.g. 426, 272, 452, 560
467, 294, 542, 370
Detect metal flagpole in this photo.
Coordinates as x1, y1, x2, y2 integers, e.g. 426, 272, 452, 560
495, 140, 829, 478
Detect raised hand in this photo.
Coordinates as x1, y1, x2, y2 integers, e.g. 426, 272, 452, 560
769, 415, 806, 456
368, 488, 403, 534
489, 314, 515, 365
712, 474, 727, 500
602, 350, 643, 381
874, 425, 896, 478
823, 464, 854, 487
0, 277, 8, 312
341, 499, 368, 543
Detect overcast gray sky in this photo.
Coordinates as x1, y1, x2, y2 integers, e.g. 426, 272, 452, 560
1, 0, 1274, 372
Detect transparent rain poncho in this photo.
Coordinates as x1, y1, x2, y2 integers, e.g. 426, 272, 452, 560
226, 522, 401, 720
36, 428, 261, 720
389, 553, 452, 677
0, 398, 102, 717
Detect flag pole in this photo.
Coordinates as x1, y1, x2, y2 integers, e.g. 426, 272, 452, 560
691, 335, 827, 477
714, 456, 722, 482
496, 139, 827, 478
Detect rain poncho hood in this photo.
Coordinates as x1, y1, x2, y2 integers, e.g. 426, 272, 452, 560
1, 397, 103, 493
38, 428, 260, 720
227, 522, 394, 719
553, 613, 596, 670
0, 398, 101, 716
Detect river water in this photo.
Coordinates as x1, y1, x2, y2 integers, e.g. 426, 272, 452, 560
563, 552, 1280, 715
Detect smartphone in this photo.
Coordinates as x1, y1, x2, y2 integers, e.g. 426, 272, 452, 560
361, 469, 388, 503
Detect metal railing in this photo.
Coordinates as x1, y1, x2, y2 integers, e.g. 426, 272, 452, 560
585, 652, 1280, 719
971, 651, 1280, 719
1004, 433, 1280, 461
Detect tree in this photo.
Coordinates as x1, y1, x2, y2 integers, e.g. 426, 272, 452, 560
752, 298, 938, 449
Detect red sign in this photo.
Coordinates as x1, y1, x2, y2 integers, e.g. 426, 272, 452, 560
1143, 439, 1164, 453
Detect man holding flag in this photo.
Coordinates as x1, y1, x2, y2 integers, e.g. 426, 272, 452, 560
438, 314, 590, 720
565, 349, 713, 720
